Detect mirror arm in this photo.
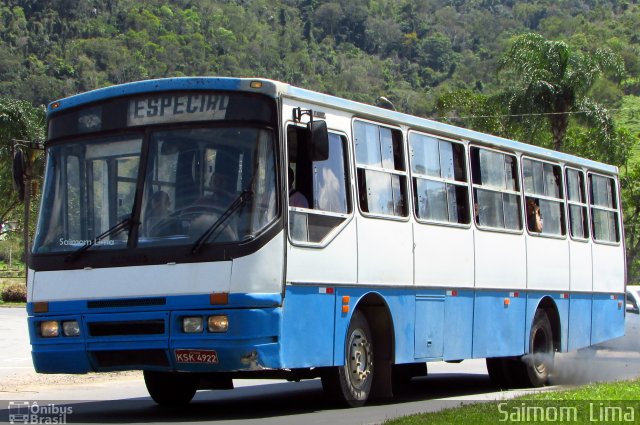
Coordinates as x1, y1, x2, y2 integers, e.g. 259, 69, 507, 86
293, 107, 313, 123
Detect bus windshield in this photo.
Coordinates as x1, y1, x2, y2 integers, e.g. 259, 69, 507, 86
33, 127, 277, 254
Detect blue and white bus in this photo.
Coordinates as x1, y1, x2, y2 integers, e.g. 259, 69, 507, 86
26, 77, 626, 406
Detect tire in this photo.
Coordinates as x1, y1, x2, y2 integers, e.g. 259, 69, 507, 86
144, 371, 198, 406
321, 311, 374, 407
521, 309, 555, 387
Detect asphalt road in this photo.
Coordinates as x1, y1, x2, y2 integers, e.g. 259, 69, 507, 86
1, 307, 639, 425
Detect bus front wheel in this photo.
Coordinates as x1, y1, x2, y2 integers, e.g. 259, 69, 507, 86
321, 311, 374, 407
144, 371, 198, 406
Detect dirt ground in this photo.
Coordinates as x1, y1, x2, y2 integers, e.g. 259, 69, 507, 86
0, 369, 142, 393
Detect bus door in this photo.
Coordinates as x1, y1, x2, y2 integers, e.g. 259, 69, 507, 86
284, 115, 356, 286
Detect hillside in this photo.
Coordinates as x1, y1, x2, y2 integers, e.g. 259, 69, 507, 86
1, 0, 639, 117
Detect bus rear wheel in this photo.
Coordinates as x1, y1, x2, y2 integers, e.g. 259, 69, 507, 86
521, 309, 555, 387
321, 311, 374, 407
144, 371, 198, 406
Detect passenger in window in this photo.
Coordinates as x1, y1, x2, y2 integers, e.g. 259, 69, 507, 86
289, 167, 309, 208
526, 198, 543, 233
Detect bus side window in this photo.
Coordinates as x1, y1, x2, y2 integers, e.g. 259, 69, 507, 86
409, 132, 469, 224
566, 168, 589, 239
354, 121, 407, 217
287, 125, 351, 244
522, 158, 565, 236
471, 147, 522, 231
589, 174, 620, 243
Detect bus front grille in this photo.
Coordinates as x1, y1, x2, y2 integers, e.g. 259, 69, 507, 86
88, 320, 165, 336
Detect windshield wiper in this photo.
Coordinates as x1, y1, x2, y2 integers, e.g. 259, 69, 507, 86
190, 190, 253, 255
65, 217, 133, 263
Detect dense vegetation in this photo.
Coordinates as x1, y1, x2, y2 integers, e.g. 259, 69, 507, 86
1, 0, 639, 113
1, 0, 640, 278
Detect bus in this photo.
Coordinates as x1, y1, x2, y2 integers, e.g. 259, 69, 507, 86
25, 77, 626, 407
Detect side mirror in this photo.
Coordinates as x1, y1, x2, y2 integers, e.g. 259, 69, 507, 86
306, 120, 329, 161
12, 149, 26, 202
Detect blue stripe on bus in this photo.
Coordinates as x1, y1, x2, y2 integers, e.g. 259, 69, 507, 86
280, 285, 336, 368
568, 293, 593, 351
329, 287, 419, 366
524, 293, 569, 353
591, 293, 625, 344
47, 77, 248, 114
443, 291, 474, 361
472, 291, 526, 358
28, 287, 625, 374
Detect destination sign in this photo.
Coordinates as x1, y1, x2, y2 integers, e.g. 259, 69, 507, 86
128, 94, 229, 126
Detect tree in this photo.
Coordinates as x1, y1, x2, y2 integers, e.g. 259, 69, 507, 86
498, 32, 625, 152
436, 89, 512, 137
438, 34, 640, 283
0, 97, 45, 248
622, 162, 640, 284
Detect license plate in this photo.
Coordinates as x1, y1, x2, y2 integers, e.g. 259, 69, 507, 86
175, 349, 219, 364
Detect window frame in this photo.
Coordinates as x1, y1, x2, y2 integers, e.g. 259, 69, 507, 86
352, 118, 410, 222
408, 130, 471, 229
564, 166, 590, 243
587, 171, 621, 246
286, 124, 355, 248
521, 155, 567, 240
470, 145, 523, 235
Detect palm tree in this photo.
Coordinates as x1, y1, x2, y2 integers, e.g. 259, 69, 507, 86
499, 33, 624, 151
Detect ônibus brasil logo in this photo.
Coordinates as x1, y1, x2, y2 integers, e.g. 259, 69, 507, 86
8, 401, 73, 424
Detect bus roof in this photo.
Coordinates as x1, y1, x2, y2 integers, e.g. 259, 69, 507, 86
46, 77, 281, 113
48, 77, 618, 175
282, 85, 618, 175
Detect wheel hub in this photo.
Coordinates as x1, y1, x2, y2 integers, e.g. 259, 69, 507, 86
348, 329, 372, 388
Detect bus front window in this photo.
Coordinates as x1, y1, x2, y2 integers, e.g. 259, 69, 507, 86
33, 127, 277, 254
33, 136, 143, 253
139, 127, 277, 247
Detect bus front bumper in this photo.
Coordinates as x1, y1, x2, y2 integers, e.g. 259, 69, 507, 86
29, 308, 281, 374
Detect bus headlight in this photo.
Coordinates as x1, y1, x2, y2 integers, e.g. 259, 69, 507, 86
182, 317, 203, 333
208, 315, 229, 333
40, 321, 59, 337
62, 320, 80, 337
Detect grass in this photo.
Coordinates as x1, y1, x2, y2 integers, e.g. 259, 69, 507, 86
0, 301, 26, 307
385, 380, 640, 425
